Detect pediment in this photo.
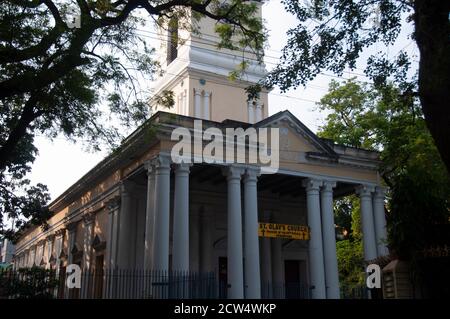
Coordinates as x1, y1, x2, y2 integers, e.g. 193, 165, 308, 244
255, 110, 338, 160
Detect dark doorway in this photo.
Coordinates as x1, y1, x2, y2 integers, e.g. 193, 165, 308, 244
57, 264, 66, 299
219, 257, 227, 298
284, 260, 302, 299
93, 255, 104, 298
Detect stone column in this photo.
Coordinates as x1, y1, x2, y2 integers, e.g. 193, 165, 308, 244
106, 197, 120, 270
81, 213, 95, 298
255, 103, 263, 122
82, 213, 95, 271
54, 229, 65, 297
144, 162, 155, 270
356, 185, 377, 261
194, 89, 202, 118
172, 163, 191, 271
203, 91, 210, 120
65, 222, 77, 298
182, 90, 187, 115
248, 101, 255, 124
243, 167, 261, 299
303, 178, 326, 299
66, 222, 77, 265
223, 166, 245, 299
152, 155, 171, 272
46, 235, 54, 269
320, 181, 340, 299
117, 181, 134, 269
104, 197, 120, 298
373, 186, 389, 257
271, 238, 284, 299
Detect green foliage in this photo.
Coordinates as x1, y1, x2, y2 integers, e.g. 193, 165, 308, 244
0, 0, 265, 238
319, 78, 450, 259
334, 194, 364, 290
336, 239, 365, 288
257, 0, 450, 176
264, 0, 411, 91
0, 267, 59, 299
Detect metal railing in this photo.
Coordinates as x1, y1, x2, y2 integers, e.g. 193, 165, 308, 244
1, 268, 218, 299
1, 267, 368, 299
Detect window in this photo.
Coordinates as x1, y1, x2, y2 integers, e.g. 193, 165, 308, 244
166, 18, 178, 65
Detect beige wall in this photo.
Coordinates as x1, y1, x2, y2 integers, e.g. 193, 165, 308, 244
15, 113, 379, 262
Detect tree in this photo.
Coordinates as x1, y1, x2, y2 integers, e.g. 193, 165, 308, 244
0, 0, 265, 238
333, 194, 365, 293
317, 78, 450, 259
0, 266, 59, 298
262, 0, 450, 173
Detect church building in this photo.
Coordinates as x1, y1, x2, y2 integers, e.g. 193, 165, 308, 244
12, 6, 388, 299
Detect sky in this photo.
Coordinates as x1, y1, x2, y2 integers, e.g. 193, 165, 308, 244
27, 1, 418, 201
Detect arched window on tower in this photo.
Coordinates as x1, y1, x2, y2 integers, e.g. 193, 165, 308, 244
167, 18, 178, 65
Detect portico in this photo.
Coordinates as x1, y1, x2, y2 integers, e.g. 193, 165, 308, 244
13, 111, 387, 299
104, 157, 386, 299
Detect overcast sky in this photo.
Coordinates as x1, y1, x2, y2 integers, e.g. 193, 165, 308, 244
27, 1, 418, 201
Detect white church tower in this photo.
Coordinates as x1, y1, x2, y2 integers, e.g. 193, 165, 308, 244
151, 4, 269, 124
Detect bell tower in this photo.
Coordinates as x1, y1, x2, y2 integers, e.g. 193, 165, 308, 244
151, 5, 269, 124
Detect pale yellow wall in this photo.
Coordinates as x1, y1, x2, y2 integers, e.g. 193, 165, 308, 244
153, 74, 191, 116
95, 209, 108, 243
153, 3, 267, 124
15, 113, 379, 259
15, 141, 162, 255
188, 75, 268, 122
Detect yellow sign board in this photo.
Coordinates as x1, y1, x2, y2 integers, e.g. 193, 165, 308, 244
258, 223, 310, 240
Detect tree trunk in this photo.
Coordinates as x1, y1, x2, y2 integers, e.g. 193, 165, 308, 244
414, 0, 450, 174
0, 96, 39, 170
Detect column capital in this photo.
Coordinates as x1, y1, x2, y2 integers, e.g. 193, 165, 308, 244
321, 180, 337, 192
106, 196, 121, 212
373, 186, 387, 199
120, 179, 136, 196
152, 154, 171, 171
355, 184, 375, 197
46, 234, 55, 242
174, 162, 192, 175
66, 221, 78, 233
36, 239, 45, 247
204, 91, 211, 98
222, 165, 245, 181
244, 166, 260, 183
302, 178, 323, 192
55, 228, 66, 238
144, 160, 155, 176
82, 211, 95, 225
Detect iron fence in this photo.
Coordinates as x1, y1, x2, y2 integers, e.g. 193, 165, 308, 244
0, 268, 219, 299
1, 268, 368, 299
